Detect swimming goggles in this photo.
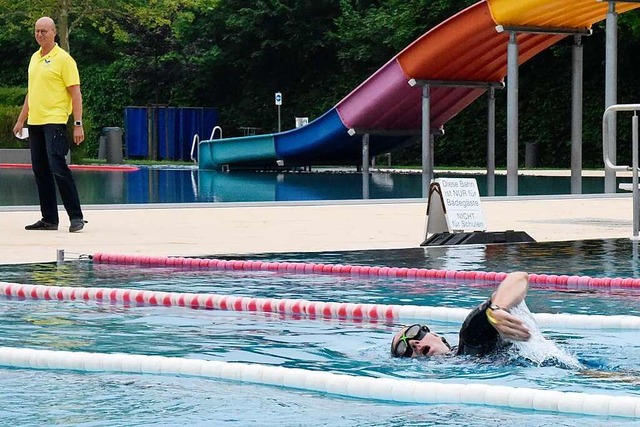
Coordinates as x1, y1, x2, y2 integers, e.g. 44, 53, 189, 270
392, 324, 430, 358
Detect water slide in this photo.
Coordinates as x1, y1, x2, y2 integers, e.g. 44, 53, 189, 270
198, 0, 640, 170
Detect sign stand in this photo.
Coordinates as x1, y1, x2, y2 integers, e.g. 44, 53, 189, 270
422, 177, 535, 246
424, 183, 448, 235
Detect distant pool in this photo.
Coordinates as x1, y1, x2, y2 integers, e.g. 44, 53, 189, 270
0, 166, 630, 206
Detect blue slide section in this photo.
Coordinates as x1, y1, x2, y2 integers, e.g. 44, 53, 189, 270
275, 109, 351, 163
198, 108, 412, 169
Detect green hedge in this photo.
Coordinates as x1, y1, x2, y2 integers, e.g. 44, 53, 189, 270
0, 87, 26, 106
0, 104, 26, 149
0, 87, 26, 148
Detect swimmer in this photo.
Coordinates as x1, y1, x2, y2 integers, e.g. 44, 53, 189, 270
391, 271, 532, 358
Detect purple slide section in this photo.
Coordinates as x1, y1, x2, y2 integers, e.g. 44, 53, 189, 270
336, 59, 486, 131
336, 60, 419, 130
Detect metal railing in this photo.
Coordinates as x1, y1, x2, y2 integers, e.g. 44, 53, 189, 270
190, 134, 199, 164
190, 126, 223, 164
603, 104, 640, 237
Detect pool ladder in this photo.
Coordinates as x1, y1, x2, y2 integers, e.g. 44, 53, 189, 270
190, 126, 223, 164
602, 104, 640, 237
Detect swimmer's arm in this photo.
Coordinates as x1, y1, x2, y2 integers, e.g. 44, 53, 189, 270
488, 272, 531, 341
491, 271, 529, 309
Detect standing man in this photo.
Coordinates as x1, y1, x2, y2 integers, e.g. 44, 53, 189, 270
13, 16, 86, 233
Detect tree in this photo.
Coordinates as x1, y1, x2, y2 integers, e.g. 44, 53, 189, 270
0, 0, 209, 53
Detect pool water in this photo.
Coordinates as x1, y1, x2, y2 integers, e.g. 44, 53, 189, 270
0, 244, 639, 426
0, 166, 632, 205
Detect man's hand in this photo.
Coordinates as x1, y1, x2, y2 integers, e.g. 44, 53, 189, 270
73, 125, 84, 145
12, 122, 24, 137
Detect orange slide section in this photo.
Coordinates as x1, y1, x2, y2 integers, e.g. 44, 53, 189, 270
488, 0, 640, 29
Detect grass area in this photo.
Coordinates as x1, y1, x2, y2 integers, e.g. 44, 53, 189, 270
82, 158, 196, 166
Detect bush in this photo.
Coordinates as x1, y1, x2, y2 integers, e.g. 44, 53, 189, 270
0, 87, 27, 149
0, 86, 26, 106
0, 104, 26, 149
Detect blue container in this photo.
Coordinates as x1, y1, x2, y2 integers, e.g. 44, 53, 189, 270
124, 106, 218, 160
124, 107, 148, 158
157, 107, 177, 160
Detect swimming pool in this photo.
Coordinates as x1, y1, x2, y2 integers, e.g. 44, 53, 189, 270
0, 243, 639, 426
0, 166, 632, 205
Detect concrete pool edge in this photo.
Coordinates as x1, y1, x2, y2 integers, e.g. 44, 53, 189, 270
0, 194, 636, 265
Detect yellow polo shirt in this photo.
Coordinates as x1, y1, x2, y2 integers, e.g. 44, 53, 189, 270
27, 43, 80, 125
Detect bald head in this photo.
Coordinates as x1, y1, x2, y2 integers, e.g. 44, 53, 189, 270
35, 17, 56, 30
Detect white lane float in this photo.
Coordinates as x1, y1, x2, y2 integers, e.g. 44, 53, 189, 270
0, 346, 638, 419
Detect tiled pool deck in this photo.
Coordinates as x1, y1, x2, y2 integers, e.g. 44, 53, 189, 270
0, 192, 635, 265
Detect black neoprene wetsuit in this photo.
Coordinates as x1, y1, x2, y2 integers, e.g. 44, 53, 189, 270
455, 299, 508, 356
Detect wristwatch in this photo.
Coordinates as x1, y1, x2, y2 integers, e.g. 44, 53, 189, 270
488, 304, 502, 311
74, 120, 82, 126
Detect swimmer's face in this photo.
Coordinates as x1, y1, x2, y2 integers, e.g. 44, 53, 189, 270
391, 324, 452, 358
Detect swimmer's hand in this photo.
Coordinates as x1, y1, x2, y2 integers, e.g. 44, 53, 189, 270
490, 309, 531, 341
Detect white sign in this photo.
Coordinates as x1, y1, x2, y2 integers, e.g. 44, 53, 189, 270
425, 178, 486, 237
275, 92, 282, 106
295, 117, 308, 128
438, 178, 485, 231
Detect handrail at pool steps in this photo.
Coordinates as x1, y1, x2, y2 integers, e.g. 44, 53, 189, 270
603, 103, 640, 237
191, 125, 223, 163
190, 134, 199, 163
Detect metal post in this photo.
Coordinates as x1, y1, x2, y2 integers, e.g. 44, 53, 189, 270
506, 32, 519, 196
571, 35, 584, 194
487, 87, 496, 196
605, 2, 618, 193
430, 133, 435, 174
633, 113, 639, 237
422, 85, 432, 198
56, 249, 64, 266
362, 133, 370, 199
277, 105, 281, 133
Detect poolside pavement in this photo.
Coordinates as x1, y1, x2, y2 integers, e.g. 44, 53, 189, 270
0, 191, 636, 265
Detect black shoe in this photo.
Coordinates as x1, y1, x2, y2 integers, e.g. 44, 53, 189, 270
25, 220, 58, 231
69, 219, 88, 233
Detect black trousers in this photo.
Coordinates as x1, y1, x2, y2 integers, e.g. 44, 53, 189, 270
28, 124, 83, 224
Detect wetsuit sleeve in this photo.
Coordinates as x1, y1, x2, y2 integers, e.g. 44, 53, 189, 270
456, 299, 500, 356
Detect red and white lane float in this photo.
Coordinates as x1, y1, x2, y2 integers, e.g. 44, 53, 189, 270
92, 252, 640, 290
1, 281, 639, 330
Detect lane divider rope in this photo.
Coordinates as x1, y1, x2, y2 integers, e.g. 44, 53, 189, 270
0, 346, 637, 418
2, 281, 638, 330
92, 253, 640, 290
